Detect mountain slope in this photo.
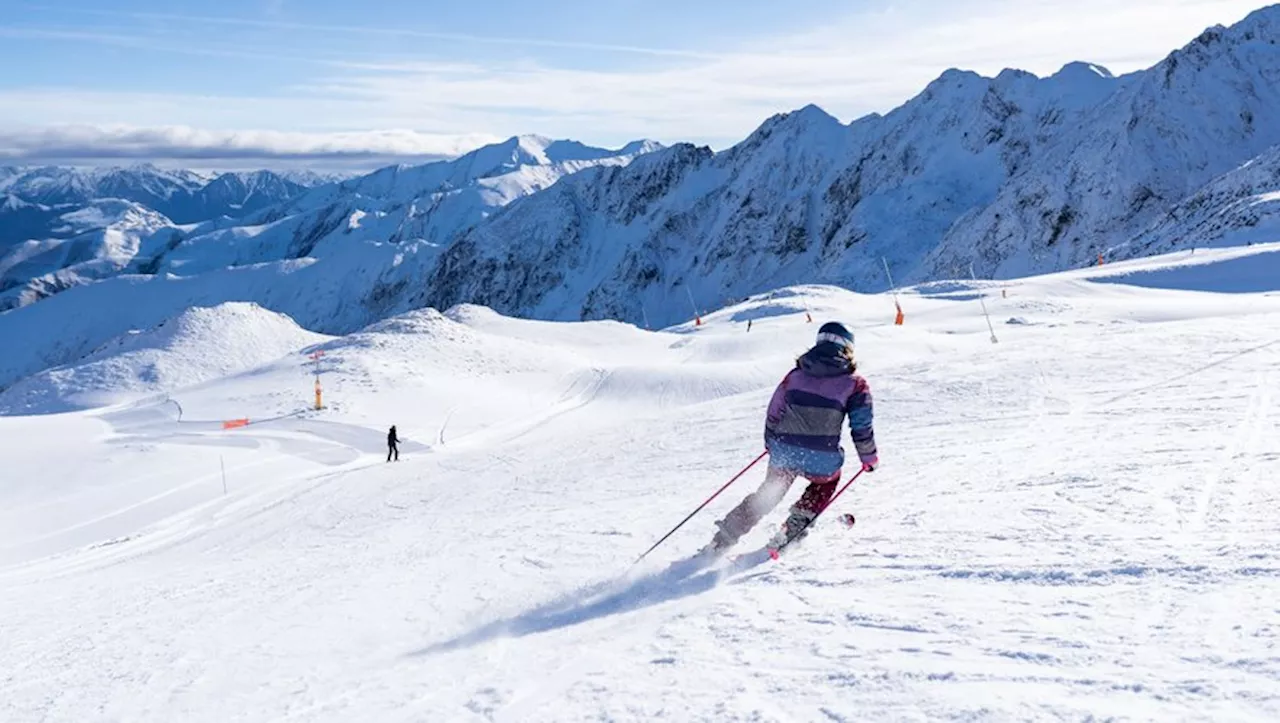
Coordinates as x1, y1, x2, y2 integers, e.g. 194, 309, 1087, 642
0, 200, 177, 311
1113, 144, 1280, 259
0, 302, 329, 414
4, 9, 1280, 395
411, 7, 1280, 326
0, 137, 661, 392
0, 165, 313, 224
926, 13, 1280, 279
152, 135, 663, 276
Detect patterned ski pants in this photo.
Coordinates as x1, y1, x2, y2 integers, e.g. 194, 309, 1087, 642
713, 465, 839, 546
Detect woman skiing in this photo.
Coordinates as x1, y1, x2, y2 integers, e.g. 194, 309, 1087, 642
705, 321, 878, 553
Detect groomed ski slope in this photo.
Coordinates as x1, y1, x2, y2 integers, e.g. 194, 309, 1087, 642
3, 243, 1280, 721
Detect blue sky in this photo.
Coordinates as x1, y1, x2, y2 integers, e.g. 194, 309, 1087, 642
0, 0, 1263, 169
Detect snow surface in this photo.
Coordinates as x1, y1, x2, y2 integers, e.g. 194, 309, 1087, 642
2, 246, 1279, 721
0, 302, 330, 415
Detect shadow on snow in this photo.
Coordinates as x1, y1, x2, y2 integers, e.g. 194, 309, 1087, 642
409, 549, 774, 657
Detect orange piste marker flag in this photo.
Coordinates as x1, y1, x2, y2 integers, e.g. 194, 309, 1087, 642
894, 302, 905, 326
222, 418, 249, 430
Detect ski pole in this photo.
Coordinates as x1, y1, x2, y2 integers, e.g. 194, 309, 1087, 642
634, 450, 768, 565
770, 467, 866, 557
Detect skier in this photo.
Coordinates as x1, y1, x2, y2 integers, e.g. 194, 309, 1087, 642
704, 321, 877, 554
387, 425, 400, 462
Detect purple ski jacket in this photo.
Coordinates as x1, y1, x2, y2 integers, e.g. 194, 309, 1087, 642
764, 343, 877, 478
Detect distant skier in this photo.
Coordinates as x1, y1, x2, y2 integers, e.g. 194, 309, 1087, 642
704, 321, 877, 554
387, 425, 400, 462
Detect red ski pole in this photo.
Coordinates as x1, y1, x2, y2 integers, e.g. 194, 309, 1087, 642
634, 450, 768, 565
770, 467, 865, 558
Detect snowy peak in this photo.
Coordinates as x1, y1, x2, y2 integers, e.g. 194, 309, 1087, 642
1052, 61, 1114, 81
617, 139, 665, 156
1150, 4, 1280, 91
754, 104, 843, 136
0, 165, 321, 224
443, 134, 660, 181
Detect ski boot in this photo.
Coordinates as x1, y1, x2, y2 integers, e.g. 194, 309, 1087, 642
696, 520, 737, 559
768, 510, 816, 552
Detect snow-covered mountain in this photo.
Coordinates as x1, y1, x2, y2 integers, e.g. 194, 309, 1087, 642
4, 8, 1280, 396
414, 7, 1280, 325
0, 165, 315, 224
0, 200, 177, 311
0, 136, 661, 392
0, 136, 658, 315
154, 135, 663, 273
1113, 144, 1280, 259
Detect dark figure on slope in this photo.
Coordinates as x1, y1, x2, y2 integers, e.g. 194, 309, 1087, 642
387, 425, 400, 462
705, 322, 878, 553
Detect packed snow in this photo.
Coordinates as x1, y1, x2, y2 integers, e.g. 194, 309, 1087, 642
2, 244, 1278, 721
0, 302, 330, 415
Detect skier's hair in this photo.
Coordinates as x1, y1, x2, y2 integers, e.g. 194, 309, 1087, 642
796, 342, 857, 372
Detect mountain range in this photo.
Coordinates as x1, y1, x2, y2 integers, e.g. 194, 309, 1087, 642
2, 6, 1280, 400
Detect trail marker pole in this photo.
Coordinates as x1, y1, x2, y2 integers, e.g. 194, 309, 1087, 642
685, 286, 702, 326
969, 263, 999, 344
220, 455, 228, 495
882, 257, 904, 325
310, 350, 325, 409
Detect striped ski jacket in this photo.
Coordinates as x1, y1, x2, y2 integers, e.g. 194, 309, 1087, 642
763, 343, 877, 478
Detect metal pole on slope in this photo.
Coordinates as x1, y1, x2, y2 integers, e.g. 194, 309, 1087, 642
882, 257, 905, 325
685, 285, 702, 326
634, 450, 768, 566
969, 263, 999, 344
220, 454, 228, 495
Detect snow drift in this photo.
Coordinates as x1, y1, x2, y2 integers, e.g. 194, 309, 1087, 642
0, 302, 329, 414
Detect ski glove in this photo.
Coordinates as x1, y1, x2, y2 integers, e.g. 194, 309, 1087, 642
861, 457, 878, 473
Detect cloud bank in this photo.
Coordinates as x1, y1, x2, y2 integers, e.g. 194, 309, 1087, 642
0, 125, 501, 169
1, 0, 1264, 168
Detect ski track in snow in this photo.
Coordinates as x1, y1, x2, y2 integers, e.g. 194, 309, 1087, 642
2, 247, 1280, 721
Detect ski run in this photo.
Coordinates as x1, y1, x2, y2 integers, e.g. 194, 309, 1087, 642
1, 242, 1278, 721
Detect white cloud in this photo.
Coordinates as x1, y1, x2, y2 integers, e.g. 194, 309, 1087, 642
296, 0, 1265, 144
1, 0, 1265, 160
0, 124, 501, 167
